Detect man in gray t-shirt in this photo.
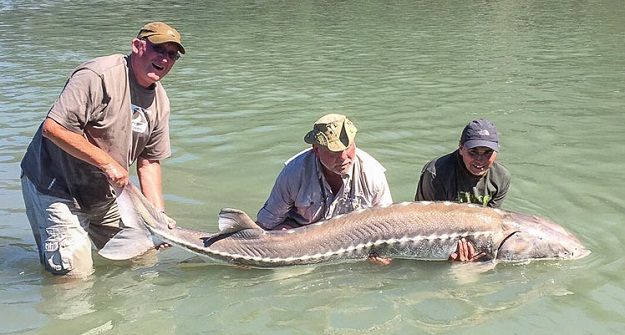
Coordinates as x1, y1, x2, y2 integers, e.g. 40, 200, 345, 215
20, 22, 185, 278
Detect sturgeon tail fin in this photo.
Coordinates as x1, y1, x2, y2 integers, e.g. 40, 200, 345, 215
98, 183, 162, 260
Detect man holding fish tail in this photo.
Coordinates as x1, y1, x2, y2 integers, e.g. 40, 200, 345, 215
20, 22, 183, 278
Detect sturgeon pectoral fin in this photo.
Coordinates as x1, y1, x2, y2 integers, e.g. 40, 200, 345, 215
218, 208, 263, 233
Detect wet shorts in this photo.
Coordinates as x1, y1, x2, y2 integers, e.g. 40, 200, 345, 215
21, 174, 122, 278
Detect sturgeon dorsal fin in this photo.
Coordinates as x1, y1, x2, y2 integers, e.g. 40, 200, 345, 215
218, 208, 263, 233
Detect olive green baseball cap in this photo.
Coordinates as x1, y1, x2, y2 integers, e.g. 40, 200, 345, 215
137, 21, 186, 54
304, 114, 358, 152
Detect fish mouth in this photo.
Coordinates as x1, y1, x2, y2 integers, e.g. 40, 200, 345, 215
571, 247, 591, 259
153, 63, 165, 71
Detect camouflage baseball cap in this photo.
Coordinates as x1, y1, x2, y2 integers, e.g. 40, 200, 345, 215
304, 114, 358, 152
137, 21, 186, 54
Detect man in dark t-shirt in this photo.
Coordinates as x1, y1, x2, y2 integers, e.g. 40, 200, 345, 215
415, 118, 511, 208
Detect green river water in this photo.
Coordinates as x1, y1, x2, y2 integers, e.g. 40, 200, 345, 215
1, 1, 624, 334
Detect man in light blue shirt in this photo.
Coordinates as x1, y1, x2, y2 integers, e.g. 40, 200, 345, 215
257, 113, 393, 230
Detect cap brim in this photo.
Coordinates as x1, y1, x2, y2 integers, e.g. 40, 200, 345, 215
147, 35, 186, 54
463, 140, 499, 151
304, 130, 316, 145
325, 141, 349, 152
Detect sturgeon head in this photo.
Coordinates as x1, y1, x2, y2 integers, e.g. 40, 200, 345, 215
496, 211, 590, 261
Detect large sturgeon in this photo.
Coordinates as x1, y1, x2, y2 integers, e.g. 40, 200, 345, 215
99, 183, 590, 267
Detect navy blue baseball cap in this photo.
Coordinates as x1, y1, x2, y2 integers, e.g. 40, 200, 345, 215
460, 119, 500, 151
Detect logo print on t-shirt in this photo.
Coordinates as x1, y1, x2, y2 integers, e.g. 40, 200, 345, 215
131, 104, 150, 134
